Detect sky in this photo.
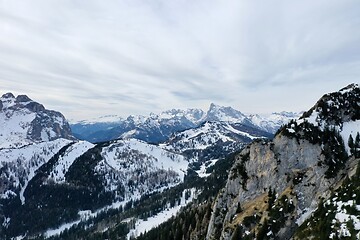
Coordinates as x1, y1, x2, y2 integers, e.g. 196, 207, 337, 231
0, 0, 360, 121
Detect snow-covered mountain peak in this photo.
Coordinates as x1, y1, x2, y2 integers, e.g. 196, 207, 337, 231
203, 103, 247, 123
0, 93, 74, 148
159, 108, 205, 123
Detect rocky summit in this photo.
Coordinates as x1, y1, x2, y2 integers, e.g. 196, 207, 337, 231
0, 93, 74, 148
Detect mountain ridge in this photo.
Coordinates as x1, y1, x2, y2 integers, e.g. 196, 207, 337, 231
70, 103, 301, 143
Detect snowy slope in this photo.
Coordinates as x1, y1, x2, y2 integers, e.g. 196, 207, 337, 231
49, 141, 95, 183
166, 122, 234, 151
202, 103, 248, 123
96, 138, 188, 200
0, 94, 37, 148
0, 138, 73, 203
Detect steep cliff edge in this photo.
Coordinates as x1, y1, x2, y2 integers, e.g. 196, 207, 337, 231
206, 84, 360, 239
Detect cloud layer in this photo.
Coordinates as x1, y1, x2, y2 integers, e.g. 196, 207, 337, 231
1, 0, 359, 120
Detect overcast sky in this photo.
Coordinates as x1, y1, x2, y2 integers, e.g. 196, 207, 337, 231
1, 0, 359, 121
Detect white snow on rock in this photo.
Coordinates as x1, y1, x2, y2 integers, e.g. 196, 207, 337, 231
0, 107, 36, 148
0, 94, 73, 148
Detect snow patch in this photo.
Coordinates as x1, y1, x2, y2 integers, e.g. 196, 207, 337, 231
196, 159, 219, 178
127, 188, 196, 239
340, 120, 360, 154
296, 207, 316, 226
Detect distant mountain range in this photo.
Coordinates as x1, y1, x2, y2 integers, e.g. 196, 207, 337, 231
70, 103, 301, 143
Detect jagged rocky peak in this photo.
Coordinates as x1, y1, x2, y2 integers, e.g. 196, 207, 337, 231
0, 92, 75, 148
1, 92, 15, 98
15, 94, 32, 102
206, 84, 360, 240
204, 103, 247, 123
0, 93, 45, 112
160, 108, 205, 123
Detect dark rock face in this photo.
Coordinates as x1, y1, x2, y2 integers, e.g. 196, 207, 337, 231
0, 100, 2, 111
29, 111, 74, 141
2, 93, 15, 98
15, 95, 32, 103
24, 101, 45, 112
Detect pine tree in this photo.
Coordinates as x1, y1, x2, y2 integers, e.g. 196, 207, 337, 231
231, 225, 243, 240
349, 134, 355, 155
236, 202, 242, 213
355, 132, 360, 158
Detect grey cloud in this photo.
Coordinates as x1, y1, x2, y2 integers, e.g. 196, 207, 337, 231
0, 0, 359, 120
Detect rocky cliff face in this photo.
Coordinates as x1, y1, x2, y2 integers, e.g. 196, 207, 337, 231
206, 84, 360, 239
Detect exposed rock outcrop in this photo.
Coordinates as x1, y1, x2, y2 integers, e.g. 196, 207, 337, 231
206, 83, 360, 239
